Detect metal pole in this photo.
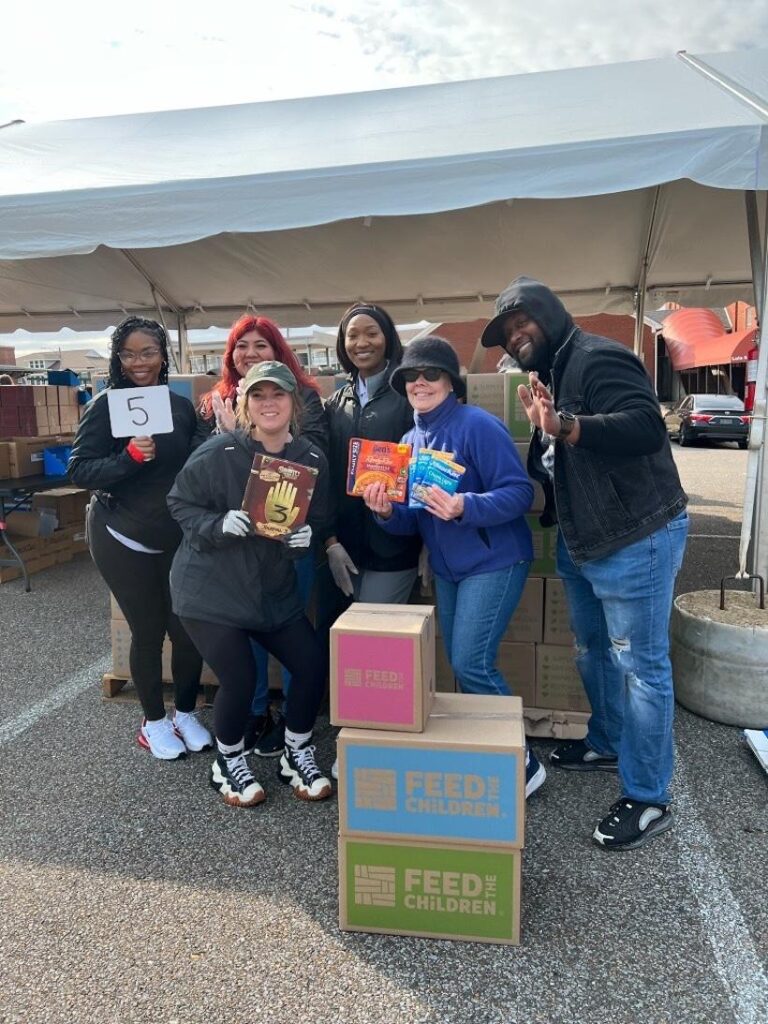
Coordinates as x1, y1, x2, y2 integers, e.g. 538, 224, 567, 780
740, 194, 768, 580
177, 314, 191, 374
634, 185, 661, 360
746, 192, 765, 315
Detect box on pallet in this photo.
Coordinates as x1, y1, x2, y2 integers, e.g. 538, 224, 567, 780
0, 444, 9, 477
339, 836, 521, 944
503, 576, 543, 643
168, 375, 215, 409
544, 577, 573, 645
464, 373, 531, 440
32, 488, 89, 527
0, 435, 74, 478
330, 603, 435, 732
536, 644, 590, 712
338, 691, 525, 848
526, 516, 558, 576
524, 707, 588, 740
514, 443, 546, 513
111, 618, 217, 686
496, 642, 536, 707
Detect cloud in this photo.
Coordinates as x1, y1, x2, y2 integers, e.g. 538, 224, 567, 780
326, 0, 768, 82
0, 0, 763, 124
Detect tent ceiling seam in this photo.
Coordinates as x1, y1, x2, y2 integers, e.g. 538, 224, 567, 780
118, 249, 182, 316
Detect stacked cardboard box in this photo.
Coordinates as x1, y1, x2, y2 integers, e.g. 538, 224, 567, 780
0, 517, 89, 583
0, 434, 76, 478
0, 385, 79, 440
109, 594, 217, 686
332, 605, 525, 944
463, 374, 589, 738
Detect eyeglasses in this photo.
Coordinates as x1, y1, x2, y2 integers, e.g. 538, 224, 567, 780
118, 347, 162, 365
401, 367, 443, 383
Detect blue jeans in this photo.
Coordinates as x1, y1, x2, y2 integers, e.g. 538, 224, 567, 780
250, 552, 315, 716
435, 563, 530, 697
556, 511, 689, 805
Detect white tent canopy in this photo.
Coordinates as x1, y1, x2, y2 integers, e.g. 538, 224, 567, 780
0, 48, 766, 335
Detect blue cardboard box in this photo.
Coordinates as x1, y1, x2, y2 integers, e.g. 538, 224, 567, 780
338, 692, 525, 849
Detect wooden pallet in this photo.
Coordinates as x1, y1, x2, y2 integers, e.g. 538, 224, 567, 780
523, 707, 589, 740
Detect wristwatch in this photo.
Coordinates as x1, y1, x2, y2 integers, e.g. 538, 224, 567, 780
557, 411, 578, 439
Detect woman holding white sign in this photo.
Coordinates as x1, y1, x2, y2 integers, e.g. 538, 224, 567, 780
69, 317, 211, 761
167, 361, 333, 808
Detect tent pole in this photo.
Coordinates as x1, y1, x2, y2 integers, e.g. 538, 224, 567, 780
634, 186, 661, 361
634, 279, 647, 361
746, 191, 765, 315
741, 194, 768, 581
177, 314, 191, 374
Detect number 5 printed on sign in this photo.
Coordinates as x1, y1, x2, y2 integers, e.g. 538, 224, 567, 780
107, 385, 174, 438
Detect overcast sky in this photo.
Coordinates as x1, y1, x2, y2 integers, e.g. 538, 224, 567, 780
1, 0, 765, 124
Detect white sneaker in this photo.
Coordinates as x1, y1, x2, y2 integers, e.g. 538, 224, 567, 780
173, 710, 213, 752
138, 717, 187, 760
331, 757, 339, 780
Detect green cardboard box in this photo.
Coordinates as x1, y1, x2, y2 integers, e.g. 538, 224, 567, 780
526, 516, 558, 577
339, 836, 521, 944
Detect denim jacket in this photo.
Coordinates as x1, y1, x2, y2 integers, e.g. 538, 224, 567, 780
529, 325, 687, 566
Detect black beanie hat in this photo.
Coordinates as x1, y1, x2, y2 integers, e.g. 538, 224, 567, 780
390, 335, 466, 399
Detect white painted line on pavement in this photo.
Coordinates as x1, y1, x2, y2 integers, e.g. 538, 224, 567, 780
688, 536, 741, 544
674, 761, 768, 1024
0, 655, 110, 747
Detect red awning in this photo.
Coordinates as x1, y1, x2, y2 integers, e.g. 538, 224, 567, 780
662, 309, 757, 372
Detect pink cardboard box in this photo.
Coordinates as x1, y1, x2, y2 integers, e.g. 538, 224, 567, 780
330, 603, 436, 732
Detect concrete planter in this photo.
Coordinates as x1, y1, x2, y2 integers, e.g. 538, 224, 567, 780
671, 591, 768, 728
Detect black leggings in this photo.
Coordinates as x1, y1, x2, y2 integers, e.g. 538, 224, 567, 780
88, 502, 202, 720
180, 616, 325, 746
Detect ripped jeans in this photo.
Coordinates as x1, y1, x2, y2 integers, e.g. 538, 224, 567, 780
556, 511, 689, 805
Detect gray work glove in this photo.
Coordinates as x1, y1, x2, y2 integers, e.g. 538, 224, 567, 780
222, 509, 252, 537
283, 524, 313, 549
327, 542, 358, 597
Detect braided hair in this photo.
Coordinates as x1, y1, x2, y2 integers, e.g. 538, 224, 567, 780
108, 316, 170, 389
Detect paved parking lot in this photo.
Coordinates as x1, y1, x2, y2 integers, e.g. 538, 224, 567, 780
1, 444, 766, 1024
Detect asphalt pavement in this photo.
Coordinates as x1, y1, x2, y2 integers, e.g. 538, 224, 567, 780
1, 443, 766, 1024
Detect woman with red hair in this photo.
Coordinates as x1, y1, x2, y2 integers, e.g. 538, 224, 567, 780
197, 314, 327, 452
196, 314, 328, 757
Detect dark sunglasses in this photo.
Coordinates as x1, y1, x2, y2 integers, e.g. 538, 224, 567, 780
401, 367, 443, 383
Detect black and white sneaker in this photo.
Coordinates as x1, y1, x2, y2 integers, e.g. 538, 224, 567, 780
593, 798, 672, 851
252, 711, 286, 757
525, 747, 547, 798
242, 714, 267, 757
210, 752, 266, 807
278, 741, 332, 801
551, 739, 619, 772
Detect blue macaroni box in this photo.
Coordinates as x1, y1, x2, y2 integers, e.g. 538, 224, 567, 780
338, 692, 525, 849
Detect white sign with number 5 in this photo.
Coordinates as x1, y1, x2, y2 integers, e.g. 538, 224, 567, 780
107, 385, 174, 438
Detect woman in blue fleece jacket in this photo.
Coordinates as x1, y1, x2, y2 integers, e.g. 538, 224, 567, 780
363, 335, 545, 796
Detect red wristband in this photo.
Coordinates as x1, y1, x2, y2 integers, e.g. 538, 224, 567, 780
126, 441, 146, 463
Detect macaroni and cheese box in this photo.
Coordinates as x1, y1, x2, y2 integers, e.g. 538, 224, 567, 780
346, 438, 412, 502
330, 603, 435, 732
241, 453, 317, 540
337, 692, 525, 848
339, 836, 522, 945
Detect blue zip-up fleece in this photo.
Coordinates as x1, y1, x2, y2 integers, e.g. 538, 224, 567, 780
378, 393, 534, 582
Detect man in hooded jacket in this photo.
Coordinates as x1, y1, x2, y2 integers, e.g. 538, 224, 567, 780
482, 276, 689, 851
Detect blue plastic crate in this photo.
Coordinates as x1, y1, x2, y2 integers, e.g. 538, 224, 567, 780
47, 369, 80, 387
43, 445, 72, 476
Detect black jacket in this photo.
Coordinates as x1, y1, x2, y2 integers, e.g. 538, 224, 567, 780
68, 388, 198, 551
195, 384, 328, 455
325, 365, 421, 573
167, 430, 330, 631
512, 279, 688, 565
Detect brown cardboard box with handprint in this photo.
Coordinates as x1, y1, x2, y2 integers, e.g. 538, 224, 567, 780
241, 453, 318, 541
